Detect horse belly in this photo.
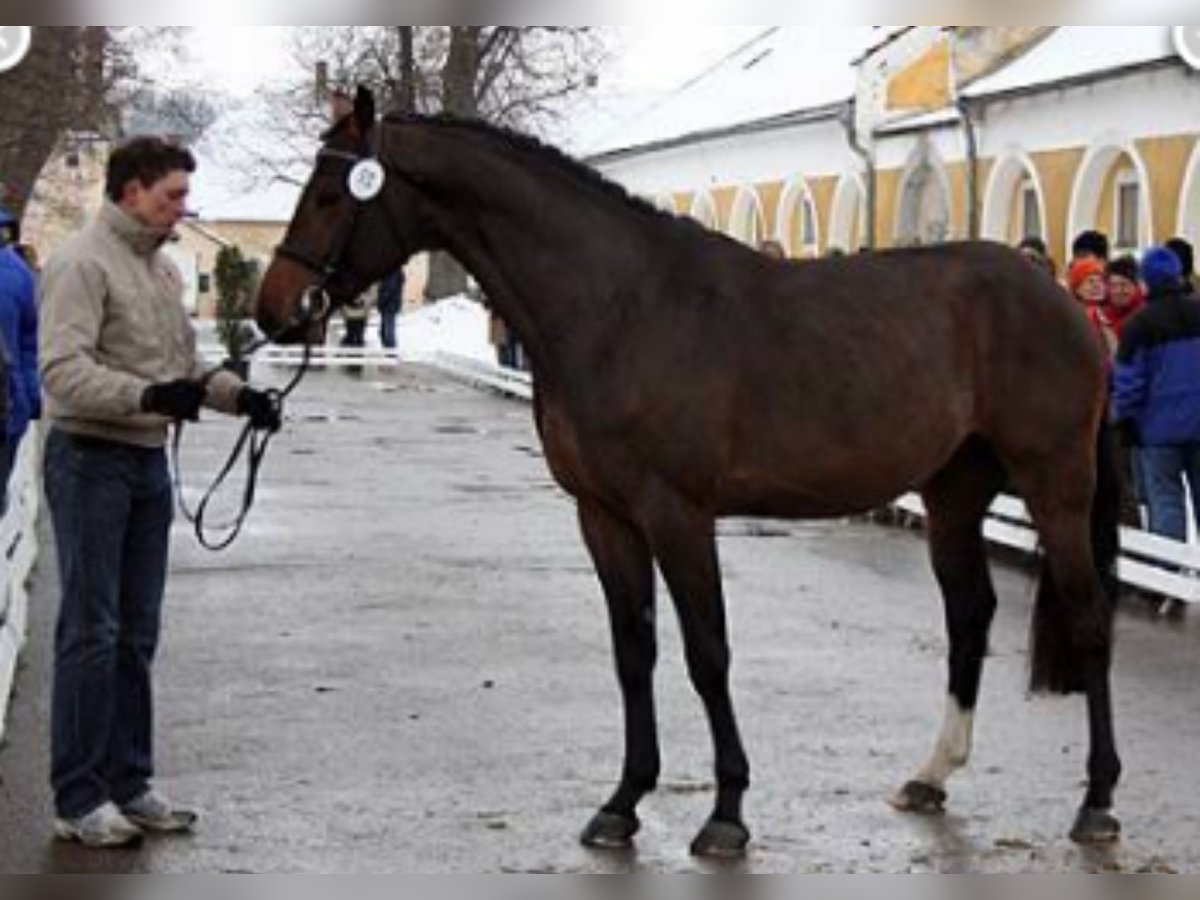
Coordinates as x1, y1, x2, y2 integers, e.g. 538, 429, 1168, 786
717, 468, 920, 520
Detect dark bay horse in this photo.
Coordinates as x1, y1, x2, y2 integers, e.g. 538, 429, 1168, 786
256, 87, 1123, 859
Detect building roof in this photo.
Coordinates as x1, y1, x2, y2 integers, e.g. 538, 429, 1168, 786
963, 26, 1180, 99
587, 26, 1189, 162
179, 219, 232, 249
582, 27, 862, 157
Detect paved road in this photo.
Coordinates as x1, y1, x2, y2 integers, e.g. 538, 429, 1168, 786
1, 364, 1197, 873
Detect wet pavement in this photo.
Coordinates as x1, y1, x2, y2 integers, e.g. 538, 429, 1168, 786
1, 363, 1198, 873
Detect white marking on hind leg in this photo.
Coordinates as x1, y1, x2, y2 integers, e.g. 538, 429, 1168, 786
915, 697, 976, 790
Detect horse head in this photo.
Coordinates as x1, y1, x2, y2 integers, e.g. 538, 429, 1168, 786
256, 86, 425, 344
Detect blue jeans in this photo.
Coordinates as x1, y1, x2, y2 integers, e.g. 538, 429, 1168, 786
45, 429, 173, 819
1139, 443, 1200, 543
379, 312, 397, 349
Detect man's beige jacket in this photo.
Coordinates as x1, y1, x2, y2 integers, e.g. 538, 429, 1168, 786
40, 202, 243, 448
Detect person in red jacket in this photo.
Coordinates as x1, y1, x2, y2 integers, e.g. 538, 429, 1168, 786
1096, 256, 1147, 359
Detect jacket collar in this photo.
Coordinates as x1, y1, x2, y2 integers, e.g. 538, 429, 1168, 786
100, 201, 169, 257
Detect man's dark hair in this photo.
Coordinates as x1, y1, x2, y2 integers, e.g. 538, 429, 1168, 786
105, 136, 196, 203
1017, 236, 1048, 257
1071, 229, 1110, 262
1106, 255, 1141, 285
1166, 237, 1196, 279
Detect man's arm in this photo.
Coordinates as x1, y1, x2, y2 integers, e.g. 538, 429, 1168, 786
1112, 352, 1149, 430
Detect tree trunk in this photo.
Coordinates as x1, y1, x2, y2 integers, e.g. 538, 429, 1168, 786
443, 27, 482, 118
0, 27, 117, 220
399, 26, 417, 112
423, 26, 483, 300
0, 28, 80, 217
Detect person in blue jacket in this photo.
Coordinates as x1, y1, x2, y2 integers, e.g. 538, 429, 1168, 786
0, 211, 40, 509
1113, 246, 1200, 542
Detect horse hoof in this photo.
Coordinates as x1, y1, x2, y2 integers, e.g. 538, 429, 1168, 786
581, 811, 640, 851
690, 819, 751, 860
1070, 807, 1122, 845
891, 781, 948, 815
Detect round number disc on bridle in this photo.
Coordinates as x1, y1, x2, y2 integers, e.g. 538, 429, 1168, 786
348, 160, 386, 201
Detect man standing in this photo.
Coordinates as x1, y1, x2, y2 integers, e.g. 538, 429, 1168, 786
377, 268, 404, 350
1113, 246, 1200, 544
39, 136, 281, 848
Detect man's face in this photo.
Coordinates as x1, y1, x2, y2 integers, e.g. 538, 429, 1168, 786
1107, 274, 1140, 310
1077, 274, 1108, 306
122, 170, 190, 234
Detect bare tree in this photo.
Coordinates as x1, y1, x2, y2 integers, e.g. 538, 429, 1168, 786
0, 26, 201, 219
124, 87, 221, 145
245, 26, 607, 297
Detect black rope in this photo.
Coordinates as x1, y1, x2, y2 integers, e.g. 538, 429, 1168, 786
172, 341, 313, 552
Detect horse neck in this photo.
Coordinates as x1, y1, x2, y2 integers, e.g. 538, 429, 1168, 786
392, 123, 654, 371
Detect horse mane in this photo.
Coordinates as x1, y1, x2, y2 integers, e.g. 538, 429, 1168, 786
382, 112, 688, 227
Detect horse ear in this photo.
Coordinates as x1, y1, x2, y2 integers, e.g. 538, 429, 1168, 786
354, 86, 377, 133
329, 90, 354, 125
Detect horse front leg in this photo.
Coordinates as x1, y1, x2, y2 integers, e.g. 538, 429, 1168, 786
646, 495, 751, 860
577, 501, 660, 851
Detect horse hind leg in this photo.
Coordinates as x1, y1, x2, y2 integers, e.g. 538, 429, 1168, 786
1018, 445, 1123, 844
894, 438, 1005, 816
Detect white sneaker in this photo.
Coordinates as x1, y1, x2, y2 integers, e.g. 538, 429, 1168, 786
55, 802, 144, 848
121, 790, 199, 835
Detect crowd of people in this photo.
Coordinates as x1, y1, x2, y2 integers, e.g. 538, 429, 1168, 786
1051, 230, 1200, 553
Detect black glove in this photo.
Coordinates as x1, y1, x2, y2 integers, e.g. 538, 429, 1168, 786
237, 387, 283, 433
141, 379, 206, 421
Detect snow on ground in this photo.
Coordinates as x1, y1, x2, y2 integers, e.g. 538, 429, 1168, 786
392, 295, 494, 364
196, 295, 495, 365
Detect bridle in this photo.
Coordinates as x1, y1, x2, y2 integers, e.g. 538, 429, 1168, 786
272, 147, 369, 327
175, 133, 412, 552
274, 136, 414, 323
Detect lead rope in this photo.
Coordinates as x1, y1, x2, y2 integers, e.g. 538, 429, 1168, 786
171, 340, 313, 552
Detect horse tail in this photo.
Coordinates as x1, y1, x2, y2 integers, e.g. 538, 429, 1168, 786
1029, 420, 1122, 696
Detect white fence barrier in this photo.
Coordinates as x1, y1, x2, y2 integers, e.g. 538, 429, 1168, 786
430, 351, 534, 401
199, 343, 406, 370
196, 344, 1199, 608
0, 430, 44, 745
896, 495, 1200, 605
428, 352, 1198, 608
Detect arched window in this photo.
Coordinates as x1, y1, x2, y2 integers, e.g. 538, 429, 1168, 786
778, 177, 821, 258
689, 192, 719, 231
982, 151, 1047, 248
1069, 137, 1153, 257
896, 143, 952, 246
830, 173, 867, 253
729, 187, 766, 247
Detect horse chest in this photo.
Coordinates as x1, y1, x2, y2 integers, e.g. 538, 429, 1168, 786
537, 403, 593, 493
536, 401, 636, 501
